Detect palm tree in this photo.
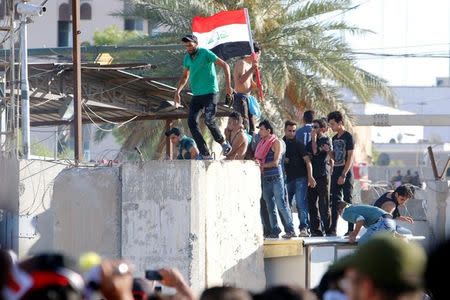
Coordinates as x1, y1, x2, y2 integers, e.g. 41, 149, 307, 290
121, 0, 394, 117
98, 0, 395, 159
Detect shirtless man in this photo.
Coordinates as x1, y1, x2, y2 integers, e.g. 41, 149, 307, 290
224, 111, 248, 160
233, 43, 261, 134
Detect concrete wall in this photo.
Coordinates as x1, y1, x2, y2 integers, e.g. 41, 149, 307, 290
204, 161, 265, 291
52, 167, 122, 259
18, 160, 66, 257
121, 161, 265, 293
0, 156, 19, 212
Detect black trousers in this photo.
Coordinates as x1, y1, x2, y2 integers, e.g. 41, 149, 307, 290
188, 93, 224, 156
330, 167, 354, 233
308, 175, 331, 235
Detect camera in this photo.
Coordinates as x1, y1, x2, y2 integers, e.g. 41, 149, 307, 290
145, 270, 163, 280
17, 2, 46, 16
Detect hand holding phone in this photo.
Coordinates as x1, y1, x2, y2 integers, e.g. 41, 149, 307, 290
145, 270, 163, 281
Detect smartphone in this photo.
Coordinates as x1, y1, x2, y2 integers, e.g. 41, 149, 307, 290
145, 270, 163, 280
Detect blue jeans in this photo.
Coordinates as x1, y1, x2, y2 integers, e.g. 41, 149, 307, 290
287, 177, 309, 230
359, 216, 396, 245
262, 175, 294, 234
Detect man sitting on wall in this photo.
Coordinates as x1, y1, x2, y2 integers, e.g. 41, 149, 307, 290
165, 127, 200, 160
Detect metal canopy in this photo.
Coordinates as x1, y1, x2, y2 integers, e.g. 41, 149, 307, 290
15, 63, 231, 127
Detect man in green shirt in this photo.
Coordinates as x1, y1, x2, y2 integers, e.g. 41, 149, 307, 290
174, 34, 233, 159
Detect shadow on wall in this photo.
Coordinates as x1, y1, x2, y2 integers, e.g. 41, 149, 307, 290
28, 208, 54, 255
221, 246, 266, 292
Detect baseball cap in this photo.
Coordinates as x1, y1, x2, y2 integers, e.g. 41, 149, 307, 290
330, 233, 426, 293
165, 127, 181, 137
19, 253, 85, 298
181, 34, 198, 44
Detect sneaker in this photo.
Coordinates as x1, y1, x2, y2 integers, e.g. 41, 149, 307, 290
310, 230, 324, 237
266, 233, 279, 239
221, 142, 232, 156
343, 231, 352, 237
282, 232, 296, 239
298, 229, 310, 237
326, 230, 337, 237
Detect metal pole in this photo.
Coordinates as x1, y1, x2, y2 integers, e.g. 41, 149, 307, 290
165, 120, 173, 159
19, 8, 30, 159
72, 0, 82, 163
9, 4, 16, 156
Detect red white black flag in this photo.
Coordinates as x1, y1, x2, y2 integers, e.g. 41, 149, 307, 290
192, 9, 252, 61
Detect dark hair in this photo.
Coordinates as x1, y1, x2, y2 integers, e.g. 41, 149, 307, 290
327, 111, 343, 123
165, 127, 182, 137
302, 110, 315, 123
200, 286, 251, 300
254, 285, 317, 300
253, 42, 261, 53
284, 120, 297, 129
312, 118, 327, 128
229, 111, 243, 123
394, 184, 415, 199
258, 119, 275, 135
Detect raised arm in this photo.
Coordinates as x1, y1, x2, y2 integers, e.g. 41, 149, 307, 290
215, 58, 233, 95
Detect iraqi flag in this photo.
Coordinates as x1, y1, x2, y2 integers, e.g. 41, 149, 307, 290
192, 9, 252, 61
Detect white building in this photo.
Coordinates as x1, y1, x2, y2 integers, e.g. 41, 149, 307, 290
1, 0, 148, 48
342, 86, 450, 143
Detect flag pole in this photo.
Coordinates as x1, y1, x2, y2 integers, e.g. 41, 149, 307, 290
244, 8, 264, 101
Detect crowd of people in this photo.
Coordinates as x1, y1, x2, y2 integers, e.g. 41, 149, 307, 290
1, 233, 448, 299
0, 33, 441, 300
167, 33, 420, 241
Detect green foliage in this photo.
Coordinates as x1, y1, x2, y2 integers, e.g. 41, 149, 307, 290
120, 0, 395, 119
30, 141, 54, 158
93, 25, 144, 45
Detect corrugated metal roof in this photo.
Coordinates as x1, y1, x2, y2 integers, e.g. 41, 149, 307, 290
18, 63, 232, 126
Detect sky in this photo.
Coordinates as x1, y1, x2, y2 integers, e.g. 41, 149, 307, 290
343, 0, 450, 86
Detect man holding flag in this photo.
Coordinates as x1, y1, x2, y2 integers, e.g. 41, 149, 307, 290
233, 42, 261, 134
174, 34, 233, 158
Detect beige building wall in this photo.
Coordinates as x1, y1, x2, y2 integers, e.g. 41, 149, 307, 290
352, 126, 372, 164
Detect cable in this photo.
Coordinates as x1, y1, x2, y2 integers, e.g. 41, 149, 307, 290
82, 102, 138, 126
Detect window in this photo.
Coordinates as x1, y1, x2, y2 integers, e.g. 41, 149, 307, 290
58, 21, 72, 47
59, 3, 70, 21
124, 19, 143, 31
80, 3, 91, 20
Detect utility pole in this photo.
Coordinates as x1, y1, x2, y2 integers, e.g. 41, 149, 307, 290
18, 1, 30, 159
72, 0, 82, 163
17, 0, 46, 159
10, 1, 16, 157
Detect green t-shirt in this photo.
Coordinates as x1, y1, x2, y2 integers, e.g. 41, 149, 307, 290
183, 48, 219, 96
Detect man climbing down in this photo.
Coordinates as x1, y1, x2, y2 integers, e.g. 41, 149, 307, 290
174, 34, 233, 159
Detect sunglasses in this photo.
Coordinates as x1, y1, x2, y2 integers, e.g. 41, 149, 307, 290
313, 125, 320, 129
